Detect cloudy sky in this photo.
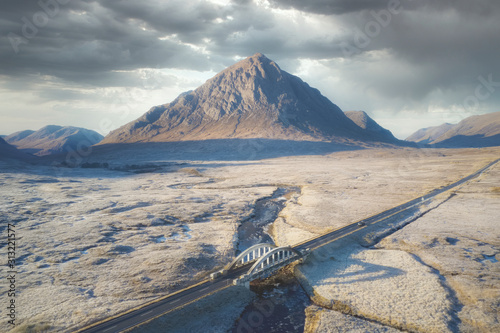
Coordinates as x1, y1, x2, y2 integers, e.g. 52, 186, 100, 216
1, 0, 499, 139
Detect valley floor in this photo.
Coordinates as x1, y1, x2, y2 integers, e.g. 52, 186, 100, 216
0, 146, 498, 332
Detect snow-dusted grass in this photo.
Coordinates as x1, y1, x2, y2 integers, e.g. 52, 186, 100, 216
298, 241, 455, 332
0, 163, 272, 332
379, 163, 500, 332
296, 152, 499, 333
0, 146, 498, 332
305, 305, 401, 333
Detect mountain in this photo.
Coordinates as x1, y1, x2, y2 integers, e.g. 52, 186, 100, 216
405, 123, 455, 144
101, 53, 397, 145
344, 111, 397, 143
432, 112, 500, 147
406, 112, 500, 147
5, 129, 36, 142
6, 125, 104, 156
0, 136, 37, 161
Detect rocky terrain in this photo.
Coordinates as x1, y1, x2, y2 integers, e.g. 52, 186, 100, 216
406, 111, 500, 147
5, 125, 103, 156
1, 145, 499, 332
100, 54, 397, 145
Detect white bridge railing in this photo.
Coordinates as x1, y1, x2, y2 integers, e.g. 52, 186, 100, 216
210, 243, 309, 285
231, 245, 310, 286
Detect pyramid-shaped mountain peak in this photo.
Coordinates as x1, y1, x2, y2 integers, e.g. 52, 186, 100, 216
211, 52, 283, 90
232, 53, 275, 69
238, 52, 278, 69
101, 54, 394, 144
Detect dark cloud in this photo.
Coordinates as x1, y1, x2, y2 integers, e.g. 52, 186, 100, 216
0, 0, 285, 87
97, 0, 224, 42
269, 0, 500, 17
345, 2, 500, 101
0, 0, 216, 86
268, 0, 389, 15
2, 0, 499, 80
252, 0, 499, 106
1, 0, 500, 137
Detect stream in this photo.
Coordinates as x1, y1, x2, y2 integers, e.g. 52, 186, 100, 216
236, 186, 299, 252
231, 186, 312, 333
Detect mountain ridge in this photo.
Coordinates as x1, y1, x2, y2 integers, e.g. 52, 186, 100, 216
406, 112, 500, 147
6, 125, 104, 156
405, 123, 455, 144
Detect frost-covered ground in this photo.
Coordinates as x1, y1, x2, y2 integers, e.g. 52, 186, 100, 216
304, 305, 401, 333
0, 146, 498, 332
378, 162, 500, 332
296, 154, 500, 333
0, 162, 273, 332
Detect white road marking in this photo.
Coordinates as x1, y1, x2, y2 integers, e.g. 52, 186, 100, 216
170, 298, 181, 304
103, 325, 117, 332
140, 310, 153, 317
200, 286, 210, 292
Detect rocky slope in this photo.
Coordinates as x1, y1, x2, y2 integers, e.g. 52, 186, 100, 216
101, 53, 397, 145
344, 111, 398, 143
5, 125, 104, 156
406, 112, 500, 147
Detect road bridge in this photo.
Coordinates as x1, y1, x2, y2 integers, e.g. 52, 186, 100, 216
213, 243, 310, 287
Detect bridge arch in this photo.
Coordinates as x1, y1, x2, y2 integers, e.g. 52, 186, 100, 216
226, 243, 276, 270
247, 246, 303, 276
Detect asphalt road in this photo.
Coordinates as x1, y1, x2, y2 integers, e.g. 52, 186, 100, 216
77, 158, 499, 333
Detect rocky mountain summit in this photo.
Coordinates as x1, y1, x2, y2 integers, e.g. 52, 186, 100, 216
101, 53, 396, 145
5, 125, 103, 156
406, 111, 500, 147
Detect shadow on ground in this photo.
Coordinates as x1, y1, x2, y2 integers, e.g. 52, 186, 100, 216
76, 139, 369, 162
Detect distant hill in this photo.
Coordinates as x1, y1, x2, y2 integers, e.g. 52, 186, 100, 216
5, 129, 35, 143
406, 123, 455, 144
0, 136, 37, 161
101, 53, 399, 145
5, 125, 104, 156
344, 111, 397, 143
406, 112, 500, 147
